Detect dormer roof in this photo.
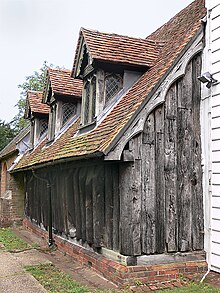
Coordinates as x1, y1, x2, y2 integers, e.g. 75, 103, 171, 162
72, 28, 164, 77
43, 68, 83, 104
25, 91, 50, 118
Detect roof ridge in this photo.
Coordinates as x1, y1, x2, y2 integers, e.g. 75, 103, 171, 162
48, 67, 71, 73
81, 27, 163, 44
28, 90, 43, 94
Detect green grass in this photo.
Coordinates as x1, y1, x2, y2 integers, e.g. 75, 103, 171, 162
0, 228, 30, 251
25, 263, 89, 293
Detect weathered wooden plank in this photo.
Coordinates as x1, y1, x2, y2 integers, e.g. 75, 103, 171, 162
73, 168, 82, 240
92, 165, 105, 247
119, 134, 142, 256
164, 83, 178, 252
104, 165, 113, 249
66, 169, 76, 234
62, 170, 69, 235
191, 54, 204, 250
40, 175, 48, 229
155, 105, 165, 253
131, 135, 142, 256
54, 172, 65, 233
79, 167, 87, 242
132, 159, 142, 255
85, 166, 94, 244
141, 112, 156, 254
119, 162, 133, 255
177, 61, 192, 110
177, 60, 193, 252
112, 164, 120, 251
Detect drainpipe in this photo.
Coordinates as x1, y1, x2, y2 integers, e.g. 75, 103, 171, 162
31, 169, 54, 247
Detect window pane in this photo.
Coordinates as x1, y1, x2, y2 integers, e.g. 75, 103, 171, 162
39, 119, 48, 137
84, 83, 90, 124
91, 77, 96, 119
105, 75, 122, 103
49, 105, 56, 141
62, 103, 76, 126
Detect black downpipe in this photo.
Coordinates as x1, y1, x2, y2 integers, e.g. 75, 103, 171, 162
31, 169, 54, 247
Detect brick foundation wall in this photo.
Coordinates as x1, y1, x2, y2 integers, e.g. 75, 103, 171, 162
23, 218, 208, 287
0, 154, 25, 227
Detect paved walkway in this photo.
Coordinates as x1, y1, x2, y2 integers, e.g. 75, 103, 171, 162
0, 249, 47, 293
0, 227, 117, 292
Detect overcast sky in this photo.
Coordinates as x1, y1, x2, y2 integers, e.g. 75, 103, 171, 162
0, 0, 194, 123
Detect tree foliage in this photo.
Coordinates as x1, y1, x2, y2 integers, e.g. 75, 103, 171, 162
11, 61, 48, 132
0, 120, 16, 151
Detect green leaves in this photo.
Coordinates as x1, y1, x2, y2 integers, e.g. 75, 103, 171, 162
0, 120, 16, 151
11, 61, 48, 132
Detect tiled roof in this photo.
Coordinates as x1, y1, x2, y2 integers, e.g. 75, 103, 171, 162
27, 91, 50, 115
0, 125, 30, 159
48, 68, 82, 97
72, 28, 164, 76
14, 0, 206, 171
14, 119, 80, 168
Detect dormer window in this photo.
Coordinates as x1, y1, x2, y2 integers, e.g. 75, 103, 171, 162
82, 76, 96, 126
62, 102, 77, 126
24, 91, 50, 149
48, 103, 56, 142
105, 74, 122, 105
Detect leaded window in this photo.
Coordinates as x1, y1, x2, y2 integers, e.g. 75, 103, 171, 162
39, 119, 48, 137
62, 103, 76, 126
29, 119, 35, 148
84, 82, 90, 125
105, 74, 122, 104
91, 77, 96, 120
48, 104, 56, 141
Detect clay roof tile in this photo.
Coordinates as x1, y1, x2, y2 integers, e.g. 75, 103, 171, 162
48, 68, 82, 97
27, 91, 50, 115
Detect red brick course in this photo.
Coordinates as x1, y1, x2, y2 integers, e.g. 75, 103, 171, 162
23, 218, 208, 288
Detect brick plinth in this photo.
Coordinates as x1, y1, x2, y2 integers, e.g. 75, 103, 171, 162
23, 218, 208, 287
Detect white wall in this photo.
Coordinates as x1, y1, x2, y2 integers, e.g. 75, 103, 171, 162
204, 0, 220, 273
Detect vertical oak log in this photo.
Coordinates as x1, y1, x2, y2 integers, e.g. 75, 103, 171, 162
155, 105, 165, 253
62, 169, 69, 235
85, 166, 94, 244
132, 135, 142, 255
112, 164, 120, 251
191, 54, 204, 250
79, 167, 87, 242
66, 169, 76, 233
120, 134, 142, 256
93, 164, 105, 247
164, 84, 178, 252
119, 162, 134, 255
141, 112, 156, 254
104, 165, 113, 249
73, 168, 82, 240
177, 61, 193, 252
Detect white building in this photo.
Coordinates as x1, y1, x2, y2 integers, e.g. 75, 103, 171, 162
202, 0, 220, 273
